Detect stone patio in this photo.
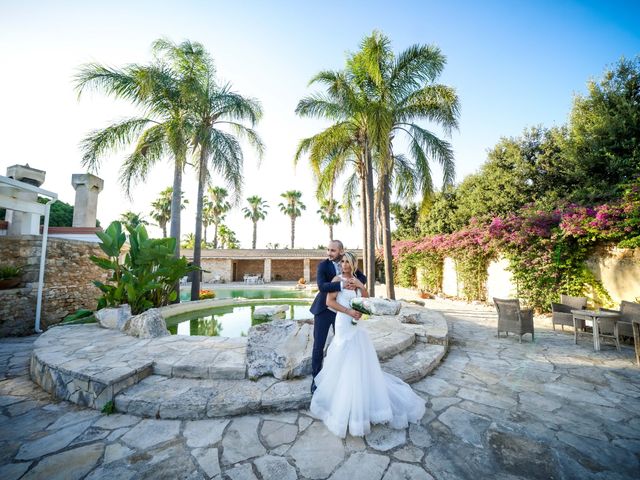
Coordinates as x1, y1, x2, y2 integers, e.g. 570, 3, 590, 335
1, 298, 639, 479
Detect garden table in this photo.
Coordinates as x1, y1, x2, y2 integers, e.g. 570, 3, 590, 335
572, 309, 621, 352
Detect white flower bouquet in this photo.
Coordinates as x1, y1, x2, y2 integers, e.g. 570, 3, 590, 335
349, 297, 372, 325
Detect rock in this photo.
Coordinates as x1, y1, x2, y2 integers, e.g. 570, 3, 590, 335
221, 417, 266, 465
95, 305, 131, 330
246, 319, 314, 380
365, 425, 406, 451
252, 305, 289, 320
399, 310, 420, 324
254, 455, 298, 480
329, 452, 389, 480
352, 297, 401, 316
289, 423, 344, 479
121, 308, 169, 338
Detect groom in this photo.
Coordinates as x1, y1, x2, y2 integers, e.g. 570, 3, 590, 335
310, 239, 367, 393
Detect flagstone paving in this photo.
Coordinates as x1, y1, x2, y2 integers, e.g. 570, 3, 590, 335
1, 298, 639, 479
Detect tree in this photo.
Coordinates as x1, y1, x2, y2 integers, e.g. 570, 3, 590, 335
419, 188, 463, 235
119, 211, 149, 230
207, 186, 232, 248
201, 198, 214, 244
37, 198, 75, 227
218, 224, 240, 249
150, 187, 187, 238
566, 57, 640, 203
242, 195, 269, 249
317, 198, 341, 241
344, 32, 460, 298
295, 59, 377, 294
390, 202, 419, 240
75, 38, 195, 257
179, 40, 263, 300
278, 190, 306, 248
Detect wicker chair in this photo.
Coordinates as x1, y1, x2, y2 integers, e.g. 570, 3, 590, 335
494, 298, 535, 343
551, 294, 587, 331
601, 301, 640, 345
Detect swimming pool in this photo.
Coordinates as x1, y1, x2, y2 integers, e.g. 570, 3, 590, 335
165, 301, 313, 337
171, 287, 314, 337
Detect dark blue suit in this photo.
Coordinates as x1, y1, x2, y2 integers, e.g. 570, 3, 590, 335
311, 259, 366, 378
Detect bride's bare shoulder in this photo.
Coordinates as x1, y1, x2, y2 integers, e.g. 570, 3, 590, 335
331, 275, 341, 282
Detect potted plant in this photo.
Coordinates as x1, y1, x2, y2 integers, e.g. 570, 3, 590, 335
0, 265, 22, 289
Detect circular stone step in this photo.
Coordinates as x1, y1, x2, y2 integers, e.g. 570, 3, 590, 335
30, 303, 449, 417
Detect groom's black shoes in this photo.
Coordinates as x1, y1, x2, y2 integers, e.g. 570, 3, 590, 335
311, 379, 317, 395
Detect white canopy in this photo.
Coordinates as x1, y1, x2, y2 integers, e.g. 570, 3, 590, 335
0, 175, 58, 333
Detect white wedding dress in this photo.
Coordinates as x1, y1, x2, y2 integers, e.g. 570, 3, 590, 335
310, 284, 426, 438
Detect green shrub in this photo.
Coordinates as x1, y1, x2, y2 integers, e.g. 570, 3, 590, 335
0, 265, 22, 280
91, 221, 199, 314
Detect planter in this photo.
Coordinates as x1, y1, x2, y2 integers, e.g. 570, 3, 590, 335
0, 277, 20, 289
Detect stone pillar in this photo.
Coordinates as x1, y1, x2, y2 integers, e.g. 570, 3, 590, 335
263, 258, 272, 283
5, 164, 46, 236
71, 174, 104, 228
303, 258, 311, 284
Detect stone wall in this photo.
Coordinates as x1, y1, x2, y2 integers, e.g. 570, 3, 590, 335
441, 247, 640, 305
271, 260, 304, 281
200, 258, 232, 282
235, 259, 265, 281
586, 246, 640, 305
0, 236, 107, 336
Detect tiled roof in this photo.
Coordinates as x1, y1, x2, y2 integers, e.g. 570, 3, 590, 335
181, 248, 363, 260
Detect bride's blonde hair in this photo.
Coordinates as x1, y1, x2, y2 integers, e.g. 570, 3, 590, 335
342, 251, 357, 273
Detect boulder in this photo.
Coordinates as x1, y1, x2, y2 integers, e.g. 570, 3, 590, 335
95, 304, 131, 330
121, 308, 170, 338
252, 305, 289, 321
246, 319, 314, 380
351, 297, 401, 316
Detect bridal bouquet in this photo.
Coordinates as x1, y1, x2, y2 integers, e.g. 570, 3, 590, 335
349, 298, 372, 325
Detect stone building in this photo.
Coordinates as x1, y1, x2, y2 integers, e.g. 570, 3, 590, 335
182, 249, 364, 283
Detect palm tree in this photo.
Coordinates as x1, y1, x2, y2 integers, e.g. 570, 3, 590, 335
353, 32, 459, 298
119, 211, 149, 230
75, 39, 195, 257
173, 40, 263, 300
296, 70, 377, 293
181, 232, 196, 249
317, 198, 341, 241
150, 187, 188, 238
207, 186, 232, 248
242, 196, 269, 249
218, 224, 240, 249
201, 198, 214, 245
278, 190, 306, 248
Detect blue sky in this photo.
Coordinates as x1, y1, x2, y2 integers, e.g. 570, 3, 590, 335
1, 0, 638, 248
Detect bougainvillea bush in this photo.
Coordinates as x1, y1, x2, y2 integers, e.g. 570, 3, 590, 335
394, 179, 640, 310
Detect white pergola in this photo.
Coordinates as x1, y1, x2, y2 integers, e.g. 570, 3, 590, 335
0, 175, 58, 333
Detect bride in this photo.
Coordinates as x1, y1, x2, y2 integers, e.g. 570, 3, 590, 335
310, 251, 426, 438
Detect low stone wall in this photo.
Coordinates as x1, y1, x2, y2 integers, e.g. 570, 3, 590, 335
441, 246, 640, 305
0, 236, 107, 336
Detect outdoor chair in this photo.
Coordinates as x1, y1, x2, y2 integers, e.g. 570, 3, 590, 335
494, 298, 535, 343
551, 294, 587, 331
601, 300, 640, 349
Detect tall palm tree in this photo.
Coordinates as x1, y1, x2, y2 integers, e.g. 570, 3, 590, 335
295, 65, 377, 294
353, 32, 459, 298
278, 190, 306, 248
150, 187, 188, 238
75, 39, 194, 256
242, 196, 269, 249
317, 198, 341, 241
173, 40, 263, 300
207, 186, 232, 248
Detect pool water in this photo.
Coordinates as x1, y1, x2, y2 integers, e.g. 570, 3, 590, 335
165, 302, 313, 338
